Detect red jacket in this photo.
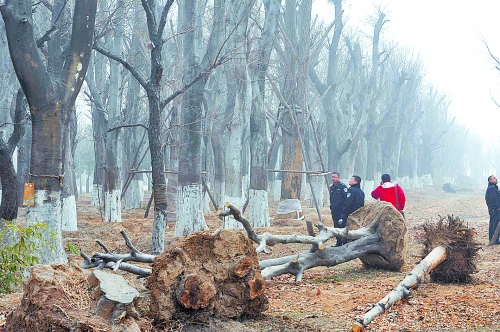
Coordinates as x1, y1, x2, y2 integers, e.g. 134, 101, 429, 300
371, 181, 406, 211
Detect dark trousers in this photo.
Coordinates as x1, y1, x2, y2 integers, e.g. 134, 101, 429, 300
489, 211, 500, 244
331, 213, 345, 246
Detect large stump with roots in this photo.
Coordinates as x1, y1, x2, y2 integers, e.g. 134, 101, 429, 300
422, 214, 480, 283
348, 201, 408, 271
148, 229, 268, 323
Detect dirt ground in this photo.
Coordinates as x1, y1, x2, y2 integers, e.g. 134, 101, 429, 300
1, 185, 500, 331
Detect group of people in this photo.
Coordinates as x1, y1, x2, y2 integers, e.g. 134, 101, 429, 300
329, 172, 406, 247
330, 172, 500, 246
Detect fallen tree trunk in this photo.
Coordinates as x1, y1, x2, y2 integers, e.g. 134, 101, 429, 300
351, 246, 447, 332
219, 201, 408, 281
352, 214, 480, 331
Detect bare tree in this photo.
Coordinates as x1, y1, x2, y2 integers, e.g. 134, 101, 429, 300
0, 0, 98, 263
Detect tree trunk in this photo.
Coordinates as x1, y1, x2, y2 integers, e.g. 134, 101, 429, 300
248, 0, 279, 227
1, 0, 97, 264
0, 90, 26, 221
104, 1, 125, 222
352, 246, 447, 331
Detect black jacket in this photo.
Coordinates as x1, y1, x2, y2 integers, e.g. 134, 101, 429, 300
342, 184, 365, 220
329, 182, 347, 217
485, 183, 500, 216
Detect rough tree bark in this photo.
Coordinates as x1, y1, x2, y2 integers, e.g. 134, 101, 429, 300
0, 89, 26, 222
0, 0, 98, 263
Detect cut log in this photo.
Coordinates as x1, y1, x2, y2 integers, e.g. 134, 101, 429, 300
148, 230, 269, 323
351, 246, 447, 332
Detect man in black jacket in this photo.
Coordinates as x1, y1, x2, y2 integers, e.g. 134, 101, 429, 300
339, 175, 365, 227
329, 172, 347, 246
485, 175, 500, 245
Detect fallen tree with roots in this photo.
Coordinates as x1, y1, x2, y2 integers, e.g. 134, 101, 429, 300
219, 201, 409, 280
351, 214, 480, 331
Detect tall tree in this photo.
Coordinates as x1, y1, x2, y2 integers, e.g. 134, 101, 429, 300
0, 0, 98, 263
247, 0, 280, 227
0, 90, 26, 223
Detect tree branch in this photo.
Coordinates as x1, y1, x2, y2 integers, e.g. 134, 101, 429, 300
93, 44, 149, 90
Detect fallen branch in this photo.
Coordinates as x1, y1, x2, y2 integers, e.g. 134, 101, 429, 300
218, 202, 382, 254
80, 230, 154, 278
351, 246, 447, 332
219, 201, 405, 281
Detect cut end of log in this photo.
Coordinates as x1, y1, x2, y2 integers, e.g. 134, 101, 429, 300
176, 274, 216, 310
248, 275, 266, 299
230, 256, 253, 278
318, 243, 324, 250
351, 323, 365, 332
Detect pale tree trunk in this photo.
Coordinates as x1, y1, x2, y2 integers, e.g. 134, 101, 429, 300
175, 0, 228, 236
176, 37, 207, 238
122, 1, 149, 210
61, 108, 78, 230
104, 0, 125, 222
247, 0, 279, 227
363, 11, 388, 183
0, 89, 26, 222
167, 105, 179, 222
279, 0, 311, 200
87, 48, 108, 208
122, 43, 146, 210
222, 77, 242, 209
1, 0, 97, 264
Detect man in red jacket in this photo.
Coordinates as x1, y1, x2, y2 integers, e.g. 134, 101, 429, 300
371, 174, 406, 216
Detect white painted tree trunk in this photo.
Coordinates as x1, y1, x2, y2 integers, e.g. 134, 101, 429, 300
225, 123, 243, 209
151, 209, 167, 254
123, 179, 142, 210
91, 184, 103, 207
26, 190, 67, 264
61, 195, 77, 231
105, 189, 122, 222
248, 189, 269, 227
175, 184, 208, 236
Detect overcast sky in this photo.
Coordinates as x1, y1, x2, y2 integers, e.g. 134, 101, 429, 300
315, 0, 500, 142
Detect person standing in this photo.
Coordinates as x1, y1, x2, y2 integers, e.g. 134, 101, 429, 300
485, 175, 500, 245
329, 172, 348, 246
371, 173, 406, 217
339, 175, 365, 227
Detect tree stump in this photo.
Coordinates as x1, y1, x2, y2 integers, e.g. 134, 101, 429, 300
148, 229, 268, 323
87, 270, 141, 330
6, 264, 147, 332
348, 201, 408, 271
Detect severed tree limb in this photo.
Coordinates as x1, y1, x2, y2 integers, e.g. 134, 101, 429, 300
219, 202, 384, 254
80, 231, 155, 277
260, 233, 382, 281
219, 202, 391, 281
351, 246, 447, 332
